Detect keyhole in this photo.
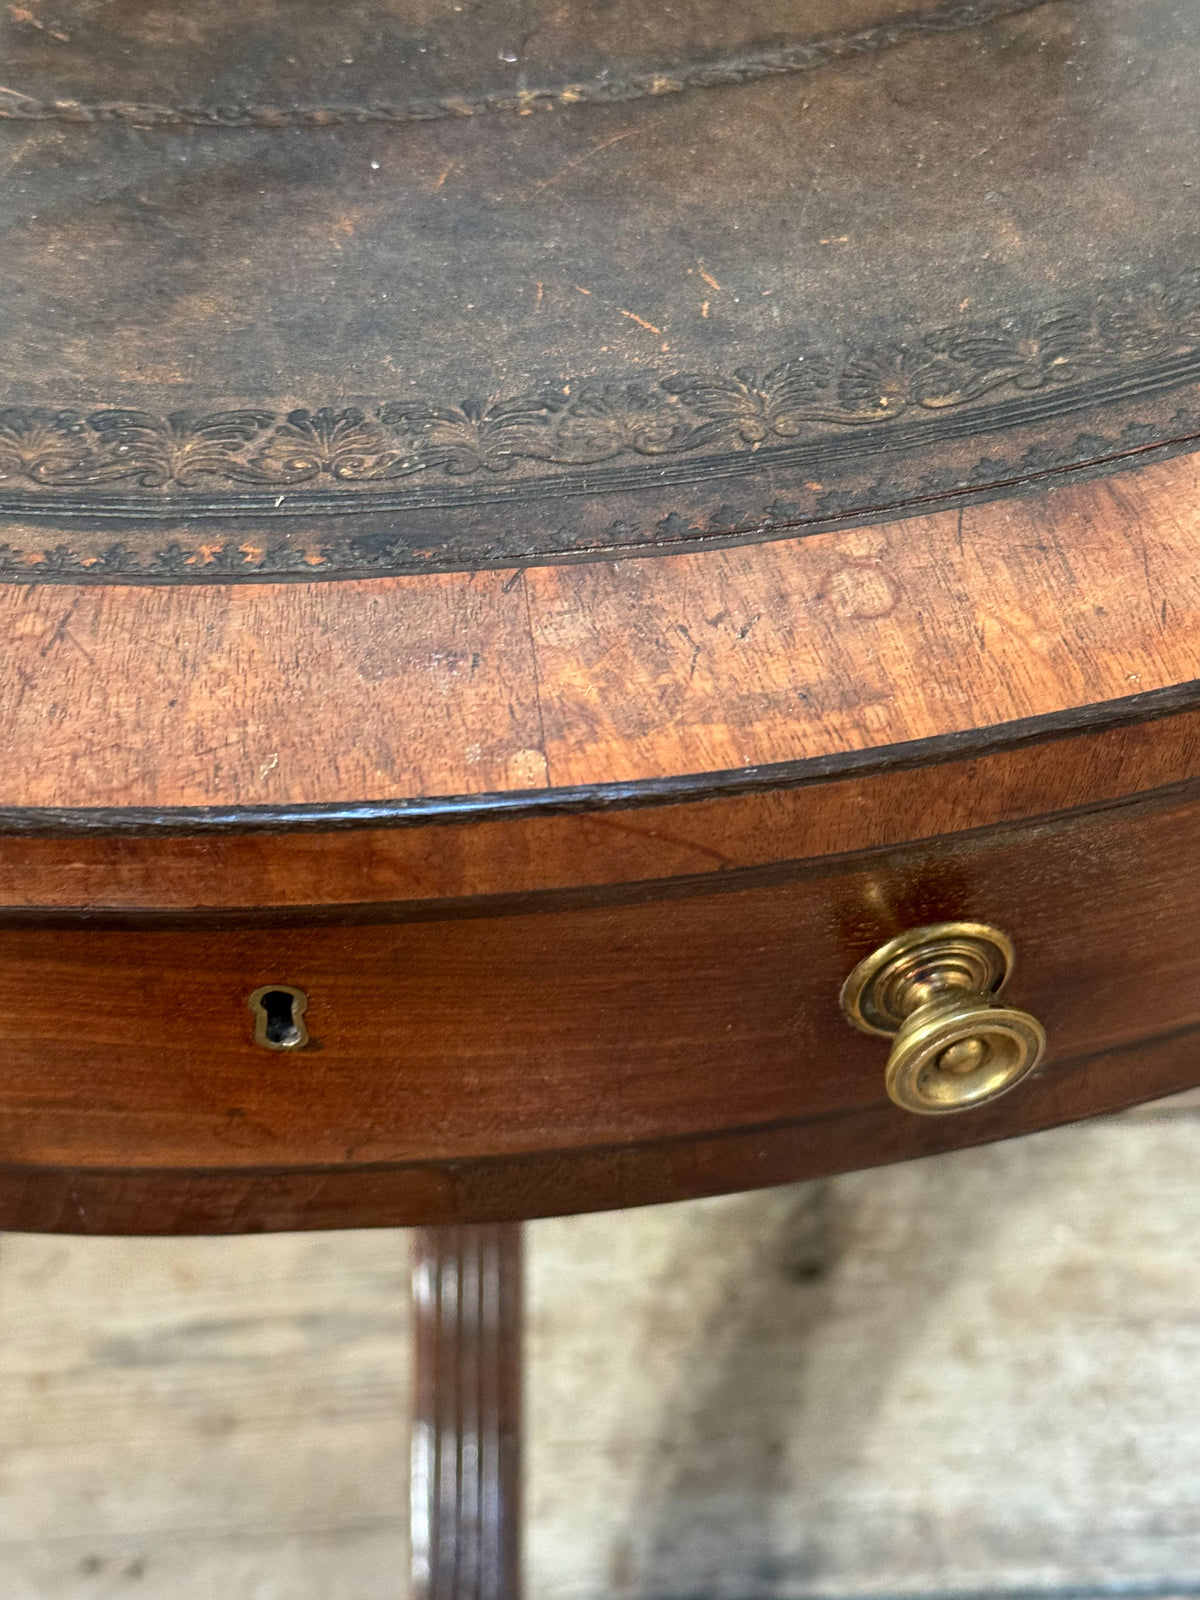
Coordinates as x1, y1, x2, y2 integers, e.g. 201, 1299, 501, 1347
248, 985, 309, 1050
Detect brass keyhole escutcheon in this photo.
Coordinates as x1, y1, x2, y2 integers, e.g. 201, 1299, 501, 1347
248, 984, 310, 1050
840, 922, 1045, 1116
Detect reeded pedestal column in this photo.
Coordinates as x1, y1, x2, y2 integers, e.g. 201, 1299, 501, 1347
411, 1225, 523, 1600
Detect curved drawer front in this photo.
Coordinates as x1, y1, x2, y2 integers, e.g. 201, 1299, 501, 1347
0, 786, 1195, 1231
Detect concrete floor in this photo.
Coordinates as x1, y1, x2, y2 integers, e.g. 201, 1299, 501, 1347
2, 1096, 1200, 1599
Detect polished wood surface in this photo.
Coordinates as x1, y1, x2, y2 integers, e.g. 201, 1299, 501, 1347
6, 6, 1199, 1592
0, 455, 1198, 817
0, 775, 1193, 1231
0, 455, 1195, 1230
0, 705, 1192, 910
411, 1226, 522, 1600
0, 0, 1197, 1241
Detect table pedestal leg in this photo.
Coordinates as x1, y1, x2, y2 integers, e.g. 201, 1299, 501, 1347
411, 1224, 523, 1600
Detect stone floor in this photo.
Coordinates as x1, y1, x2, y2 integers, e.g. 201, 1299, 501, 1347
3, 1095, 1200, 1598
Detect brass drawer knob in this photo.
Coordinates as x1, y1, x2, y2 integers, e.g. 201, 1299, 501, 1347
840, 922, 1045, 1115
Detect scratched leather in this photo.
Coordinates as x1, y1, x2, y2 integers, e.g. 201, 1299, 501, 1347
0, 0, 1197, 581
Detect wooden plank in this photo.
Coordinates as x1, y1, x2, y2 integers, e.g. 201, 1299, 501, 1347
528, 1105, 1200, 1599
0, 1228, 409, 1598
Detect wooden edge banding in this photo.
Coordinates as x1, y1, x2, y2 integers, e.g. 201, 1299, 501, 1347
4, 452, 1200, 815
3, 1024, 1198, 1235
4, 678, 1197, 839
411, 1225, 523, 1600
1, 698, 1198, 912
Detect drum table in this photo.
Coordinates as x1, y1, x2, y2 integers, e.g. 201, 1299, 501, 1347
2, 0, 1199, 1592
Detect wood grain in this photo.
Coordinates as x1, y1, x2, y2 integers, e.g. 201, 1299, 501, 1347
0, 1227, 408, 1596
0, 705, 1193, 910
1, 454, 1200, 814
0, 568, 546, 811
0, 785, 1195, 1228
7, 1117, 1200, 1596
0, 1022, 1196, 1236
525, 466, 1200, 787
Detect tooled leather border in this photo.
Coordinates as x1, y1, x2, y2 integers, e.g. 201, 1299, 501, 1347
3, 268, 1200, 580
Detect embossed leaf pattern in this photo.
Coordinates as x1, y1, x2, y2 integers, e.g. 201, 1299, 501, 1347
248, 408, 419, 483
380, 393, 565, 474
662, 359, 834, 444
65, 409, 277, 487
552, 383, 691, 461
0, 278, 1196, 494
1107, 273, 1200, 359
16, 409, 278, 488
924, 309, 1103, 399
835, 348, 932, 418
0, 408, 93, 484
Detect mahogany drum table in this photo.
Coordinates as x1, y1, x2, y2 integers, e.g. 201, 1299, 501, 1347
2, 0, 1200, 1592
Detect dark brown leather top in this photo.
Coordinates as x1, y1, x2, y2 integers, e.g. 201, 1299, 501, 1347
1, 0, 1198, 583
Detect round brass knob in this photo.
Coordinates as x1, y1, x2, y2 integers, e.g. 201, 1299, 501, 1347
839, 922, 1046, 1115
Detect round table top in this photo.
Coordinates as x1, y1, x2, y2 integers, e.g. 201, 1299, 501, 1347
1, 0, 1198, 825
